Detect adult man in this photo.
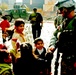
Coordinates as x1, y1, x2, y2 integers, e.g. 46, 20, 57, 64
28, 8, 43, 40
48, 0, 76, 75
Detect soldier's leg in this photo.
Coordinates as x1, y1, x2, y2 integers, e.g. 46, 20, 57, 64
61, 57, 74, 75
54, 50, 60, 75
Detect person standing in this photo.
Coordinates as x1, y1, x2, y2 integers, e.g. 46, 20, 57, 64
33, 37, 47, 75
48, 0, 76, 75
28, 8, 43, 40
11, 18, 26, 50
0, 16, 10, 43
0, 16, 10, 33
34, 37, 53, 75
10, 18, 26, 74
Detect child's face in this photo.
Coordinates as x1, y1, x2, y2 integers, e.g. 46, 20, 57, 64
35, 41, 44, 50
16, 24, 24, 33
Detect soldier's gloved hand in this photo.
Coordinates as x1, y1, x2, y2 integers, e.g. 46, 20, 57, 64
47, 45, 55, 53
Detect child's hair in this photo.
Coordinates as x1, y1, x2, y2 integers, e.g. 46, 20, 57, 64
20, 42, 33, 58
34, 37, 43, 44
0, 44, 10, 63
0, 50, 9, 63
14, 18, 25, 27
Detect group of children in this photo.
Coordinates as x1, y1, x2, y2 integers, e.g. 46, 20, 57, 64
0, 17, 53, 75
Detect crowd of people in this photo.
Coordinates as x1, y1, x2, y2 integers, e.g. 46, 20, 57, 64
0, 0, 76, 75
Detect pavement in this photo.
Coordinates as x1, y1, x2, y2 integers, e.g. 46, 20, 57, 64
25, 21, 56, 49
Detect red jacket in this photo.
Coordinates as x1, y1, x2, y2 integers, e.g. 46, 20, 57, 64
0, 20, 10, 32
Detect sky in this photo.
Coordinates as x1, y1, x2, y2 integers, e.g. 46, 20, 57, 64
16, 0, 76, 2
16, 0, 22, 2
74, 0, 76, 2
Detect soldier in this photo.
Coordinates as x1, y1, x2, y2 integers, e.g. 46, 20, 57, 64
48, 0, 76, 75
28, 8, 43, 40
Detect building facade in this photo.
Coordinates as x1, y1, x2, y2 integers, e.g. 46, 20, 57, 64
0, 0, 16, 9
0, 0, 58, 11
23, 0, 44, 10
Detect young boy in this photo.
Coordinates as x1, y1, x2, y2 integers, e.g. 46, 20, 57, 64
10, 18, 26, 57
10, 18, 26, 74
34, 37, 46, 59
34, 37, 53, 75
11, 18, 26, 50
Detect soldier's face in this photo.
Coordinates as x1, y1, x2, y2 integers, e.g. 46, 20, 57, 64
59, 7, 68, 18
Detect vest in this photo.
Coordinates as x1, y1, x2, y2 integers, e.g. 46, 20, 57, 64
58, 16, 76, 54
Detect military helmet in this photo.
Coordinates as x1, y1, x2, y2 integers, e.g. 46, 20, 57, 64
55, 0, 75, 9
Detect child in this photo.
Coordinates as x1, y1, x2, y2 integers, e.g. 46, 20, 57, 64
0, 16, 10, 33
34, 37, 46, 59
10, 18, 26, 58
34, 37, 46, 75
34, 37, 53, 75
10, 18, 26, 74
0, 44, 13, 75
11, 18, 26, 50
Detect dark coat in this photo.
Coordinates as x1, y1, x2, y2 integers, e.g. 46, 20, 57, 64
14, 43, 46, 75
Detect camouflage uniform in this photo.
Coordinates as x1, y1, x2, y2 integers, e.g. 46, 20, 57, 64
54, 14, 63, 28
49, 0, 76, 75
55, 0, 76, 75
